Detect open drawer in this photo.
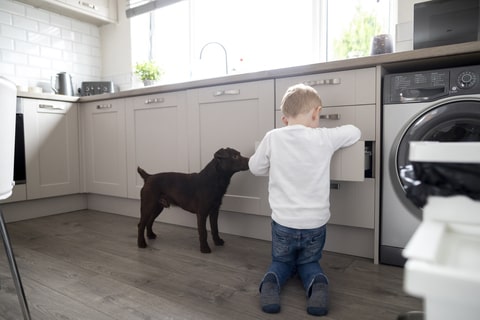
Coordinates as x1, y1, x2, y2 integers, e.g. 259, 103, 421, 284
275, 111, 371, 182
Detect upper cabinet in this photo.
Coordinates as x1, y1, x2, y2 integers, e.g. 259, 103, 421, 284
17, 0, 118, 25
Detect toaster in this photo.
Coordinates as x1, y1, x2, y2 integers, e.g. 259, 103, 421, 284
81, 81, 115, 96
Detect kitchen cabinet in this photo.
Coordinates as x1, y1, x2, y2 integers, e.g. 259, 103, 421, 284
22, 98, 80, 199
275, 68, 376, 107
17, 0, 117, 25
328, 179, 375, 228
275, 111, 366, 182
125, 92, 189, 199
187, 80, 274, 216
275, 67, 376, 182
275, 68, 377, 229
81, 99, 127, 197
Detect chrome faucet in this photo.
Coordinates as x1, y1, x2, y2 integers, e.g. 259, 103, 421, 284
199, 42, 228, 75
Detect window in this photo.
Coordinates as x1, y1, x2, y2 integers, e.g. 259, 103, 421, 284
130, 0, 395, 84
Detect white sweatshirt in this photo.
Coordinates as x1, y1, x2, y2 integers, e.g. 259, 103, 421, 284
249, 124, 361, 229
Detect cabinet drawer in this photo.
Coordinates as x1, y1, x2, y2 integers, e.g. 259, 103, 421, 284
330, 141, 365, 182
329, 179, 375, 229
275, 68, 376, 107
320, 104, 375, 141
275, 111, 366, 182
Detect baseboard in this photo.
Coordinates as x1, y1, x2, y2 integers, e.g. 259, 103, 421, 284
86, 194, 374, 259
1, 194, 88, 222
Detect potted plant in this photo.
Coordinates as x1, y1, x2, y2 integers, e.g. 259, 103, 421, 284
134, 61, 162, 86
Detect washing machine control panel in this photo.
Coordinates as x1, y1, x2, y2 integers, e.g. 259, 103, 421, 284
384, 65, 480, 103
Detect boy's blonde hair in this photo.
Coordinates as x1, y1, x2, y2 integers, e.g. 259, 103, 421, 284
280, 84, 322, 118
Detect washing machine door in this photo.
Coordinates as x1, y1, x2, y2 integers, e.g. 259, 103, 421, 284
393, 97, 480, 219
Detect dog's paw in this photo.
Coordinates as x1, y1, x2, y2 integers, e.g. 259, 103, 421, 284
147, 232, 157, 239
214, 238, 225, 246
138, 240, 147, 248
200, 245, 212, 254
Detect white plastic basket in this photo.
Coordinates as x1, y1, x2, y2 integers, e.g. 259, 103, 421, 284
0, 77, 17, 200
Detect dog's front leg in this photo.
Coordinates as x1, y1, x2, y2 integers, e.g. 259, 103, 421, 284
196, 213, 211, 253
209, 209, 224, 246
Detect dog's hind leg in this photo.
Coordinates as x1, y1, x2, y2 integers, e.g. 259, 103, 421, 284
196, 212, 211, 253
146, 207, 163, 240
209, 209, 224, 246
138, 198, 159, 248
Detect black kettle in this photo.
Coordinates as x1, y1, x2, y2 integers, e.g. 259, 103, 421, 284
52, 72, 75, 96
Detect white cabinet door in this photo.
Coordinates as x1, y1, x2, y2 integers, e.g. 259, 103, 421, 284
329, 179, 375, 229
81, 99, 127, 197
125, 92, 189, 199
187, 80, 274, 216
23, 99, 80, 199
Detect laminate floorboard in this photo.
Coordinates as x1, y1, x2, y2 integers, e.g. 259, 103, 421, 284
0, 210, 422, 319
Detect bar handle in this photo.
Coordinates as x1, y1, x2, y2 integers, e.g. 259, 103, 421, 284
145, 97, 165, 104
213, 89, 240, 96
96, 104, 112, 109
320, 113, 341, 120
304, 78, 341, 86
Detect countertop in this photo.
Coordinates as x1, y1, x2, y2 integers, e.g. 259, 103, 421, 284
18, 41, 480, 103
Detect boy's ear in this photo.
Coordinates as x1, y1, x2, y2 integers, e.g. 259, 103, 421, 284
312, 106, 322, 120
281, 115, 289, 126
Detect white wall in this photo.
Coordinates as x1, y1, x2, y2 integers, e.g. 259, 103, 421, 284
0, 0, 102, 93
100, 0, 133, 91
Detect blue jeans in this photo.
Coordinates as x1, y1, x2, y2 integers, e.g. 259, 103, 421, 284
261, 220, 328, 296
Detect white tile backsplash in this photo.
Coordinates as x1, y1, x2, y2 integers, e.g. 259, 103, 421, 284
0, 0, 102, 94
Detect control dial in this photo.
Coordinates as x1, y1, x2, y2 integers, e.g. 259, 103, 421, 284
457, 71, 477, 89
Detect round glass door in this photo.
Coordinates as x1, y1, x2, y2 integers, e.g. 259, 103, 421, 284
394, 99, 480, 214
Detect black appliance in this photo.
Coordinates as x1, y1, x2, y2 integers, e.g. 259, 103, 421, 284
14, 98, 26, 185
414, 0, 480, 49
80, 81, 115, 96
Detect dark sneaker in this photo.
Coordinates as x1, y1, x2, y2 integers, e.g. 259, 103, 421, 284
307, 282, 328, 316
260, 273, 280, 313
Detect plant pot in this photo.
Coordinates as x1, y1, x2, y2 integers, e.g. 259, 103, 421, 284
143, 80, 157, 86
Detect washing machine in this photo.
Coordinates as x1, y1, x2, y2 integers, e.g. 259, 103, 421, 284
380, 65, 480, 266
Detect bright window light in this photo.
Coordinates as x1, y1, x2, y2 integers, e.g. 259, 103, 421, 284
130, 0, 395, 84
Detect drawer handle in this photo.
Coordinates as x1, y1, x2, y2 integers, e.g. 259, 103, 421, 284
330, 183, 340, 190
96, 104, 112, 109
79, 1, 96, 10
213, 89, 240, 96
39, 104, 64, 110
304, 78, 341, 86
320, 113, 341, 120
145, 97, 165, 104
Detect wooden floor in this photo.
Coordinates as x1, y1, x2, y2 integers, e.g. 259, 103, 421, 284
0, 210, 422, 319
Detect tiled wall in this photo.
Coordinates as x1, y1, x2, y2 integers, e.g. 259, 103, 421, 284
0, 0, 101, 94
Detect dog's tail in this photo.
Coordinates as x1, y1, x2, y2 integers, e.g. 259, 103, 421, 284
137, 167, 151, 181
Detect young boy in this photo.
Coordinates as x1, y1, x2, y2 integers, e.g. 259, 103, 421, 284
249, 84, 361, 316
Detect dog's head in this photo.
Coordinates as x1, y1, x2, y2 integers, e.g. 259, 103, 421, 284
214, 148, 249, 173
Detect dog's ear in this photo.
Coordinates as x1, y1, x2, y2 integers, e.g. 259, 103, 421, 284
214, 148, 229, 159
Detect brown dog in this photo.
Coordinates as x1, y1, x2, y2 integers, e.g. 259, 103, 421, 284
137, 147, 249, 253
